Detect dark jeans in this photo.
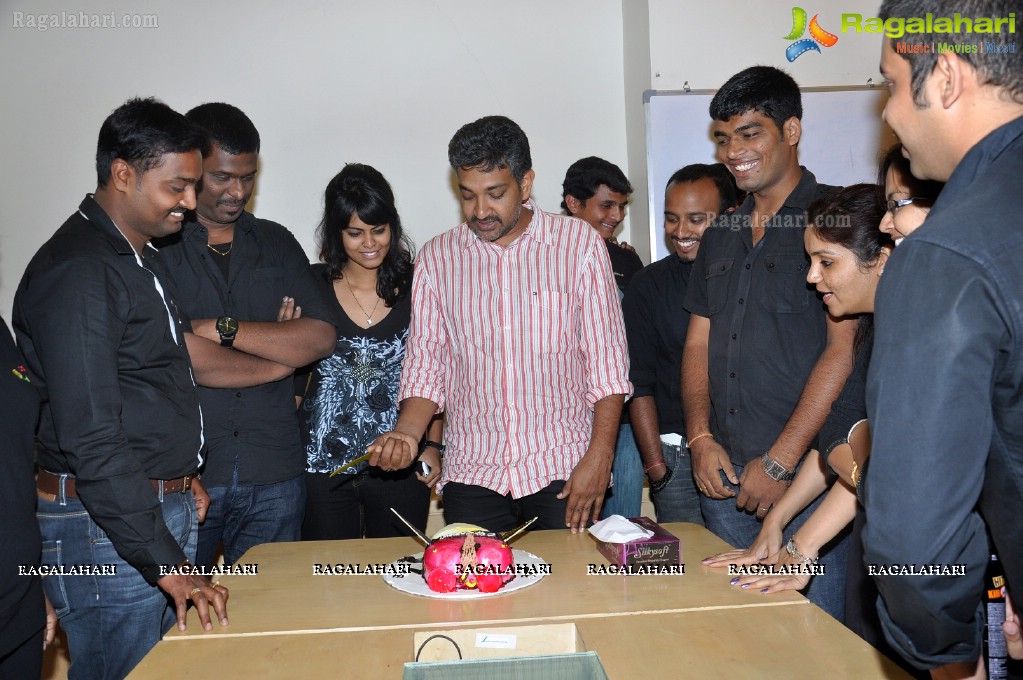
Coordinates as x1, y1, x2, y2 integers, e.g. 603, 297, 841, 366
37, 482, 196, 680
600, 423, 644, 519
442, 481, 569, 533
196, 465, 305, 567
302, 468, 431, 540
700, 461, 850, 622
650, 441, 704, 525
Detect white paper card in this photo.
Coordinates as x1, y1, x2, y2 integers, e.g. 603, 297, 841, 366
475, 633, 517, 649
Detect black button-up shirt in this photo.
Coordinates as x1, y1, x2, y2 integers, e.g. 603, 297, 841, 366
684, 169, 835, 465
864, 115, 1023, 668
622, 254, 693, 435
14, 196, 204, 584
156, 212, 339, 486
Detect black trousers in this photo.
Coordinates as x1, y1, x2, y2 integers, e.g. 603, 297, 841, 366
442, 480, 568, 533
302, 469, 430, 540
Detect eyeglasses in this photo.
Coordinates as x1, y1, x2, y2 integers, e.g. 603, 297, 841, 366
885, 197, 926, 214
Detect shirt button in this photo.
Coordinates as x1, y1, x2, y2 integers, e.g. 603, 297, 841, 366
729, 372, 736, 378
729, 408, 737, 415
738, 298, 744, 304
236, 391, 242, 397
233, 431, 239, 437
768, 263, 775, 269
745, 264, 751, 270
731, 333, 737, 340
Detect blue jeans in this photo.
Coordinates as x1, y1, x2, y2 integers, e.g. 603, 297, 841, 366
196, 466, 305, 567
600, 423, 644, 519
700, 461, 850, 621
36, 482, 197, 680
650, 441, 704, 525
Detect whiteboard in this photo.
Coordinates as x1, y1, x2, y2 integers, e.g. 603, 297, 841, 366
644, 87, 894, 261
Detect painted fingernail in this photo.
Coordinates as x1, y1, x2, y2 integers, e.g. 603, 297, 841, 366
761, 588, 769, 593
741, 583, 750, 589
730, 577, 739, 585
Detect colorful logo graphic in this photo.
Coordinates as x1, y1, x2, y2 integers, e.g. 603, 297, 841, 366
784, 7, 839, 61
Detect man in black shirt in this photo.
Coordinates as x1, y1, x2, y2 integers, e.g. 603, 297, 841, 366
157, 103, 337, 567
863, 1, 1023, 674
625, 164, 735, 525
682, 67, 856, 619
13, 98, 233, 679
562, 156, 644, 518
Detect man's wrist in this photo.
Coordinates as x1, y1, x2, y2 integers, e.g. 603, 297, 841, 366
760, 453, 794, 481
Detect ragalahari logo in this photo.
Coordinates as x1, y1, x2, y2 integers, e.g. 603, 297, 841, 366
784, 7, 839, 61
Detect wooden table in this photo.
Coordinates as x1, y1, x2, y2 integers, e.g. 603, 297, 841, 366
129, 523, 911, 678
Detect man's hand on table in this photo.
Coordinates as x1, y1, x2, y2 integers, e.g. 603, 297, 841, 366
558, 447, 612, 533
158, 571, 229, 632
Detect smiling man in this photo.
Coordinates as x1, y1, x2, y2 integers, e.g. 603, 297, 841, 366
624, 164, 735, 526
13, 98, 229, 679
370, 115, 631, 533
681, 66, 857, 620
156, 103, 338, 568
861, 1, 1023, 676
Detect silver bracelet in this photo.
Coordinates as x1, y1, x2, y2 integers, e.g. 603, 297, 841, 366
785, 537, 818, 566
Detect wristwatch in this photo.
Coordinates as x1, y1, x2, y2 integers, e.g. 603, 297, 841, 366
420, 440, 446, 457
760, 453, 794, 481
216, 316, 239, 348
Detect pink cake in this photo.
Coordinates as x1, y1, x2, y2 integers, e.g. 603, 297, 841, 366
422, 525, 515, 593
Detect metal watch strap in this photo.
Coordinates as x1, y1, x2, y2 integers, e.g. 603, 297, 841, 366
760, 453, 794, 481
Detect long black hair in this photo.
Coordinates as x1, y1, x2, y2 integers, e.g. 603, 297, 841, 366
317, 163, 414, 307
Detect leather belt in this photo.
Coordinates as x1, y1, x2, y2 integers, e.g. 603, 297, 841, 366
37, 469, 196, 499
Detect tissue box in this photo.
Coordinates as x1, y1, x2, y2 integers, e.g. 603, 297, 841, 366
594, 516, 681, 568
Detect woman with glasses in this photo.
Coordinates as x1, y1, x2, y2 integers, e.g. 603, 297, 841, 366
702, 144, 942, 655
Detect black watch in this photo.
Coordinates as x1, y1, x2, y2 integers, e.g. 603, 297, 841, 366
216, 316, 239, 348
420, 440, 446, 457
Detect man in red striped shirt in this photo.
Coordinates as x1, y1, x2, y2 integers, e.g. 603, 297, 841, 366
369, 116, 631, 533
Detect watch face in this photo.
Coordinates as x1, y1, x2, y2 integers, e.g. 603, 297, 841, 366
216, 317, 238, 336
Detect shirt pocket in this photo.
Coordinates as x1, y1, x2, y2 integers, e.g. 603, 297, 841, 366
529, 291, 573, 354
246, 268, 286, 319
705, 258, 734, 316
761, 254, 811, 313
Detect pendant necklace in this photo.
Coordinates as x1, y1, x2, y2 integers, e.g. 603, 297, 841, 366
344, 275, 381, 325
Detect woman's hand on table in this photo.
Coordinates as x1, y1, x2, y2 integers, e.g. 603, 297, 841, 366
728, 541, 812, 594
701, 518, 783, 569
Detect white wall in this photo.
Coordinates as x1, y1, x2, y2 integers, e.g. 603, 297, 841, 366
1, 0, 895, 316
626, 0, 889, 260
0, 0, 629, 317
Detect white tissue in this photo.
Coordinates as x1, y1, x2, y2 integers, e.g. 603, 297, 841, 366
588, 515, 655, 543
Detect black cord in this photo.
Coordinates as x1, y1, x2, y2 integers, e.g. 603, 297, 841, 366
414, 634, 463, 662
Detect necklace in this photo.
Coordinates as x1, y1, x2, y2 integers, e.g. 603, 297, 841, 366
343, 275, 381, 325
207, 242, 233, 256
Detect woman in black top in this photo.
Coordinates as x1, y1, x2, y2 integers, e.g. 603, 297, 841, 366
298, 164, 443, 540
